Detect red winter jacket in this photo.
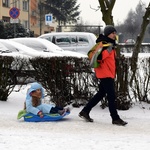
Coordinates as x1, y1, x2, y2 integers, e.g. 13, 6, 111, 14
94, 48, 116, 79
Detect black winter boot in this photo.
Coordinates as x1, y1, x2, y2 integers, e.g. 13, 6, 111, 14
112, 118, 128, 126
79, 111, 94, 122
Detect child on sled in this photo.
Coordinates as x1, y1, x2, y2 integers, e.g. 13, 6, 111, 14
24, 82, 70, 118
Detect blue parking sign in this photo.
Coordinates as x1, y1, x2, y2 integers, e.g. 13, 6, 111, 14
45, 14, 53, 25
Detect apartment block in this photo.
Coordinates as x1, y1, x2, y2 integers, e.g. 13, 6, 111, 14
0, 0, 57, 36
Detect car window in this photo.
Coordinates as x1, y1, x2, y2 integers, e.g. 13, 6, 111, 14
23, 41, 47, 51
0, 43, 8, 51
78, 36, 89, 45
0, 41, 19, 52
45, 37, 52, 42
71, 36, 77, 44
13, 40, 48, 51
54, 36, 71, 46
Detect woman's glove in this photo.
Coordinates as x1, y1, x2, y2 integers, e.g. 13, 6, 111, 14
38, 111, 44, 118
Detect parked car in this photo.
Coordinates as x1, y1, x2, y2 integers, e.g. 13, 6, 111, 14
8, 38, 87, 82
7, 38, 64, 57
0, 42, 11, 53
38, 32, 97, 55
0, 39, 35, 84
0, 39, 31, 58
125, 39, 135, 44
9, 37, 87, 58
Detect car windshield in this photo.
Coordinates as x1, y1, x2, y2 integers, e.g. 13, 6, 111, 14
11, 39, 49, 52
0, 43, 9, 52
0, 41, 19, 53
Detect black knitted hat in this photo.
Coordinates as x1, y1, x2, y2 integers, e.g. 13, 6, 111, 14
104, 25, 117, 36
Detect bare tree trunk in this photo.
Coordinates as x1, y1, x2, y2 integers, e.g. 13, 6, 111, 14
98, 0, 116, 25
130, 3, 150, 85
94, 1, 150, 109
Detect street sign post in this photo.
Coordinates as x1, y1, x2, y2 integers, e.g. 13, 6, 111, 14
9, 7, 20, 38
45, 14, 53, 25
9, 7, 20, 19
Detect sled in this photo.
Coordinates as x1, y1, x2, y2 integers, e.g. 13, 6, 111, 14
17, 110, 70, 122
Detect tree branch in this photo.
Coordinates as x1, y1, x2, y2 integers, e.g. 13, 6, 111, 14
130, 2, 150, 85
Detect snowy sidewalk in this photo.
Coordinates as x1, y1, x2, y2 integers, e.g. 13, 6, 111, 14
0, 85, 150, 150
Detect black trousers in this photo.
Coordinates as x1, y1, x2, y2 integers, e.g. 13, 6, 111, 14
50, 106, 63, 114
82, 78, 120, 121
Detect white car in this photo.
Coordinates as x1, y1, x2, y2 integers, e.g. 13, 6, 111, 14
125, 39, 135, 44
9, 37, 87, 58
0, 39, 65, 58
38, 32, 97, 55
0, 40, 31, 58
0, 42, 10, 52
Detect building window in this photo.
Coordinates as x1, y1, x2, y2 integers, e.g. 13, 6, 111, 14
31, 11, 36, 17
2, 16, 10, 23
3, 0, 10, 7
23, 0, 28, 11
22, 20, 28, 28
14, 0, 20, 9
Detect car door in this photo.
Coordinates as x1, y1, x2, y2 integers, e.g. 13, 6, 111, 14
76, 35, 90, 54
52, 35, 77, 51
70, 35, 77, 51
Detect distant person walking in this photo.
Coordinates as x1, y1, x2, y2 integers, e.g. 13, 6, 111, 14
79, 25, 128, 126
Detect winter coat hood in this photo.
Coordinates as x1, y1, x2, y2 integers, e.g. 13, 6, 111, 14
96, 34, 117, 46
26, 82, 44, 100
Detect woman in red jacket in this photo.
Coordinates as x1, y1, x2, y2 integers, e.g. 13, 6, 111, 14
79, 25, 128, 126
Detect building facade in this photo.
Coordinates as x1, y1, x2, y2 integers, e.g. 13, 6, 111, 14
0, 0, 59, 36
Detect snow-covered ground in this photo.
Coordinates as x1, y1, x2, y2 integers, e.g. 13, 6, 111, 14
0, 84, 150, 150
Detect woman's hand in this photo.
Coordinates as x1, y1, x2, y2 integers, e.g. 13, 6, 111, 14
38, 111, 44, 118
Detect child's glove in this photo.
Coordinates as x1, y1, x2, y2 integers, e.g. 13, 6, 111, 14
38, 111, 44, 118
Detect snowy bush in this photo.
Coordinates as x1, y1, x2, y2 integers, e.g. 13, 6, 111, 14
1, 55, 150, 110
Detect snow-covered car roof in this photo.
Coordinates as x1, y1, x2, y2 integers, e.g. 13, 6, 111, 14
0, 39, 63, 58
0, 40, 31, 58
10, 37, 63, 51
9, 37, 87, 58
0, 42, 9, 52
39, 32, 96, 36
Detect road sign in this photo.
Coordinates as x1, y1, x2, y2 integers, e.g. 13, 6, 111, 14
10, 18, 19, 24
45, 14, 53, 25
9, 7, 20, 19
